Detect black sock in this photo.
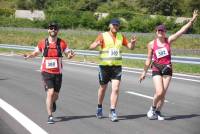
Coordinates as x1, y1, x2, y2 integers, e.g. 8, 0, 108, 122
110, 109, 115, 112
155, 110, 160, 114
98, 104, 102, 108
152, 106, 156, 110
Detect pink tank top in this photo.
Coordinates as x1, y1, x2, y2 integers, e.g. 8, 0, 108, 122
152, 38, 171, 71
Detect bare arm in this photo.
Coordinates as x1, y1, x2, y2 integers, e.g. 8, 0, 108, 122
126, 35, 136, 50
139, 41, 153, 83
24, 48, 40, 59
168, 10, 198, 43
89, 40, 101, 50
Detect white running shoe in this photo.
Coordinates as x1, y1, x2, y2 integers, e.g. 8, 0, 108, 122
109, 111, 118, 122
156, 111, 165, 121
147, 107, 157, 120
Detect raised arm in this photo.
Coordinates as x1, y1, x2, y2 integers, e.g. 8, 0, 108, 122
139, 41, 153, 83
126, 35, 136, 50
89, 33, 103, 50
168, 10, 198, 43
89, 40, 101, 50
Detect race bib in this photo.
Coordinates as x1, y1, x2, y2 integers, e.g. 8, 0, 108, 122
155, 47, 169, 59
108, 48, 120, 57
45, 59, 58, 69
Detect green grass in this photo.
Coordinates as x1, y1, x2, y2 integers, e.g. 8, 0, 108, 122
0, 0, 17, 9
0, 28, 200, 75
0, 28, 200, 56
0, 48, 199, 75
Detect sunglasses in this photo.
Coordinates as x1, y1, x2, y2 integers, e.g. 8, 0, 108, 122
49, 26, 58, 30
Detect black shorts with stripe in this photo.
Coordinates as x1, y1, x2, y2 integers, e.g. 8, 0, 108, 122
41, 72, 62, 93
98, 65, 122, 85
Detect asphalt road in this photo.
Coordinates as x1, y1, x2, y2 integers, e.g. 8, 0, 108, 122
0, 55, 200, 134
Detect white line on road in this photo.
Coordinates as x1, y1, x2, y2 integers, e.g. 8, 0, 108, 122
65, 61, 200, 83
172, 76, 200, 83
125, 91, 169, 103
0, 98, 48, 134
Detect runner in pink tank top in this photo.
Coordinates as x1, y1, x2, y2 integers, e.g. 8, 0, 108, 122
139, 10, 198, 120
152, 38, 172, 72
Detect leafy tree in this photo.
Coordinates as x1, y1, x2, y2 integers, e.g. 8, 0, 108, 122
16, 0, 34, 10
136, 0, 183, 16
188, 0, 200, 11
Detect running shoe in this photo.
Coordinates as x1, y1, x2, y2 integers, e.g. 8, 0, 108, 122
109, 111, 118, 122
52, 102, 56, 112
96, 108, 103, 119
147, 106, 157, 120
155, 111, 165, 121
47, 116, 55, 124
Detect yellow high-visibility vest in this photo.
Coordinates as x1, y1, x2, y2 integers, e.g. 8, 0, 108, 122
99, 32, 123, 66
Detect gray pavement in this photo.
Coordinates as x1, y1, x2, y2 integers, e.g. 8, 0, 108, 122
0, 55, 200, 134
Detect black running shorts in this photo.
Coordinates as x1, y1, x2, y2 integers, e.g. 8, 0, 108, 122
98, 65, 122, 85
152, 70, 172, 77
41, 72, 62, 93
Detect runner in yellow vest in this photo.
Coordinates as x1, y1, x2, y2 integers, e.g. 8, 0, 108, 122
90, 18, 136, 122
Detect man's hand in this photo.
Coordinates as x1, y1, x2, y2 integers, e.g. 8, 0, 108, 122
23, 54, 30, 60
67, 50, 75, 59
131, 35, 136, 45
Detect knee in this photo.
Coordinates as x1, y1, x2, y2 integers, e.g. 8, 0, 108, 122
112, 88, 119, 94
47, 90, 54, 98
155, 91, 164, 98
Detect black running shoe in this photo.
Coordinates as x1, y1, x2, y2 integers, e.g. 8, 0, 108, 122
52, 102, 56, 112
47, 116, 54, 124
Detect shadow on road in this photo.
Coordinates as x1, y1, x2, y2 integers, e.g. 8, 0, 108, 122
0, 78, 9, 81
165, 114, 200, 120
118, 114, 146, 120
55, 115, 96, 122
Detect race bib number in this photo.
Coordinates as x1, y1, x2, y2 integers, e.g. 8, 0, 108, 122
155, 47, 169, 59
46, 59, 58, 69
108, 48, 120, 57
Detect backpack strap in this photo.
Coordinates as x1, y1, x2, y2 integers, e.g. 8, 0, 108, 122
56, 38, 62, 57
43, 38, 63, 57
43, 38, 49, 57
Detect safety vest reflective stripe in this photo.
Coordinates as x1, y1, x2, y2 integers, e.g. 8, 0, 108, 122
100, 32, 123, 66
100, 57, 122, 60
99, 50, 122, 54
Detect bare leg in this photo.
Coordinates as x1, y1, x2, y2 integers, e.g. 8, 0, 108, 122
152, 75, 165, 108
46, 88, 54, 116
156, 75, 171, 111
53, 92, 59, 103
98, 84, 107, 105
110, 80, 120, 109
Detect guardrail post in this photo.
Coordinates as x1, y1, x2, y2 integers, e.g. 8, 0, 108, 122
11, 50, 14, 56
83, 55, 87, 62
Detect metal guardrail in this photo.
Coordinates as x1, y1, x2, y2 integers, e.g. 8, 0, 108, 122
0, 44, 200, 65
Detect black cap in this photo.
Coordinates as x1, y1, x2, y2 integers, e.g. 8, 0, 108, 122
110, 18, 120, 25
48, 22, 59, 29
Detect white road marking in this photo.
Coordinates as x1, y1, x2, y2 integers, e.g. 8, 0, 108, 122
64, 61, 200, 83
172, 76, 200, 83
0, 98, 48, 134
125, 91, 169, 103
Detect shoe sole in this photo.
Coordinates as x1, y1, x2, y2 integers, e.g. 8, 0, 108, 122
96, 114, 103, 119
111, 119, 118, 122
47, 121, 55, 124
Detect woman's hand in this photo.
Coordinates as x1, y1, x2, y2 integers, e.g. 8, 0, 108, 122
191, 10, 198, 22
139, 71, 146, 83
